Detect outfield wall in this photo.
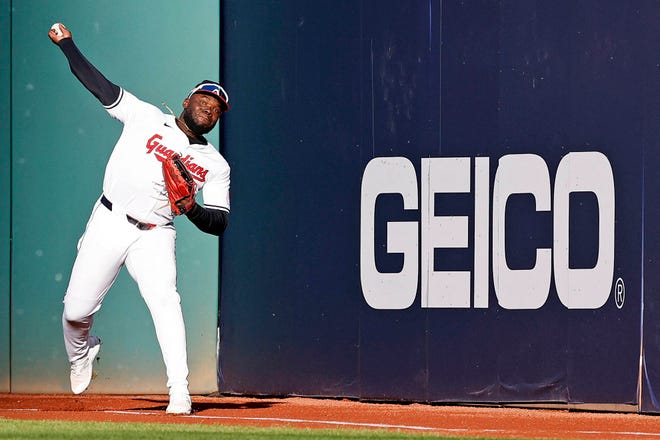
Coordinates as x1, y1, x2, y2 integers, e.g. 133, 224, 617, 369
1, 0, 659, 413
0, 0, 11, 392
218, 0, 660, 412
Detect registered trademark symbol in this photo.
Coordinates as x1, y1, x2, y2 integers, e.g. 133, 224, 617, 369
614, 278, 625, 309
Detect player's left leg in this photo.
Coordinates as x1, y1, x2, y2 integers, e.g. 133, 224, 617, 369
124, 225, 191, 414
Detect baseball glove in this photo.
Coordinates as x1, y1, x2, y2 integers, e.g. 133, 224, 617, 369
162, 154, 196, 215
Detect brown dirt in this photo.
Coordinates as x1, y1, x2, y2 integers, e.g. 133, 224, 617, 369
1, 393, 660, 439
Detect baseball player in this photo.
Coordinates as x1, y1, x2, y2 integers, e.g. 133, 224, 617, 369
48, 23, 230, 415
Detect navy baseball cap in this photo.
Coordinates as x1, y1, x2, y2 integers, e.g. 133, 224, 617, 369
188, 81, 230, 112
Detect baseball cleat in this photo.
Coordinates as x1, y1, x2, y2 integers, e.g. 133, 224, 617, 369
70, 335, 101, 394
166, 390, 192, 415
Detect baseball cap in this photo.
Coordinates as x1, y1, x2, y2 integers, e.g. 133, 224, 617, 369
187, 81, 230, 112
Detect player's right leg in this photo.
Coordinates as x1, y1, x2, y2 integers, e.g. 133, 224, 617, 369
62, 200, 135, 393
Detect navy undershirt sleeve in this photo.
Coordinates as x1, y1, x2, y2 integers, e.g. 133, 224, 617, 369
184, 203, 229, 236
58, 38, 121, 106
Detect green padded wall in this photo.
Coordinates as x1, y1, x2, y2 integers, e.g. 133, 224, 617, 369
8, 0, 221, 393
0, 0, 10, 393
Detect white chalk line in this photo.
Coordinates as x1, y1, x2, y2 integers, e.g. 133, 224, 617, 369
103, 410, 660, 437
186, 414, 449, 432
5, 408, 660, 437
575, 431, 660, 438
105, 411, 447, 432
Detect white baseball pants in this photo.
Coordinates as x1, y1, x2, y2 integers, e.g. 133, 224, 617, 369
62, 198, 188, 391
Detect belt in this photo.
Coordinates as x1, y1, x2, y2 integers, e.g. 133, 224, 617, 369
101, 195, 158, 231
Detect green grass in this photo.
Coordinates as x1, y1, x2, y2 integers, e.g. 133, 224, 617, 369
0, 419, 493, 440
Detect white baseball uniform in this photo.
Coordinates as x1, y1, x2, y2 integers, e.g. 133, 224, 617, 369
62, 87, 230, 392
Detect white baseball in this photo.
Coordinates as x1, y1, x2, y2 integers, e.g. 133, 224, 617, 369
51, 23, 63, 37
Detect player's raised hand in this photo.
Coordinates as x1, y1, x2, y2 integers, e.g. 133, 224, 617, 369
48, 22, 72, 44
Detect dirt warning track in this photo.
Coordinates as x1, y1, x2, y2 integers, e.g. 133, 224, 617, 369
1, 394, 660, 439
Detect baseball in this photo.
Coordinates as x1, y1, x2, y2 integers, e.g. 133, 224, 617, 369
51, 23, 63, 37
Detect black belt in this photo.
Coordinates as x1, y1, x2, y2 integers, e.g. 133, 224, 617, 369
101, 195, 158, 231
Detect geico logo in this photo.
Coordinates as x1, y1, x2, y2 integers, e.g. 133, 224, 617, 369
360, 152, 615, 310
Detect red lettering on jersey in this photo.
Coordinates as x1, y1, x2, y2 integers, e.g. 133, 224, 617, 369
146, 134, 162, 154
180, 154, 209, 182
146, 134, 174, 160
145, 134, 209, 182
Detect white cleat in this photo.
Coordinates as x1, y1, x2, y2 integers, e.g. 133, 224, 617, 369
166, 390, 192, 415
70, 335, 101, 395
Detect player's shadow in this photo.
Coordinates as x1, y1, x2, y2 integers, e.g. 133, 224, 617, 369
128, 397, 280, 412
194, 400, 281, 412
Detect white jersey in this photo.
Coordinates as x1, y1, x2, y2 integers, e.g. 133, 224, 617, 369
101, 88, 230, 225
